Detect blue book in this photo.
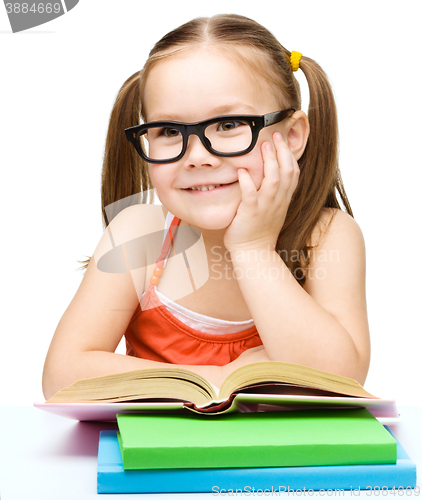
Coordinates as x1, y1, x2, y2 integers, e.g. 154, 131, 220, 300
97, 427, 416, 494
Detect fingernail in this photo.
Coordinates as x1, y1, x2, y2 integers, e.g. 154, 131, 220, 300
265, 143, 273, 151
274, 133, 283, 141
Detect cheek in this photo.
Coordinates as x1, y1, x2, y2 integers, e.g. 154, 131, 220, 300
149, 167, 173, 193
234, 146, 265, 189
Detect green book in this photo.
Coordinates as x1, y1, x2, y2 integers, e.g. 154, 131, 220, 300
116, 408, 397, 470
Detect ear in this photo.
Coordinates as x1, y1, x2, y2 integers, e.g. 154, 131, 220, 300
284, 110, 310, 161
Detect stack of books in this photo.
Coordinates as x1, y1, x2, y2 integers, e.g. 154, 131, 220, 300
97, 408, 416, 494
33, 360, 417, 494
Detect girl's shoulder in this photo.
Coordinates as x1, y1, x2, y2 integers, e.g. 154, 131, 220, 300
93, 204, 167, 278
309, 207, 364, 252
303, 207, 365, 295
105, 204, 167, 243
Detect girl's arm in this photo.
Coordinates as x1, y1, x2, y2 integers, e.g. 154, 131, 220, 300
228, 208, 371, 385
42, 206, 224, 400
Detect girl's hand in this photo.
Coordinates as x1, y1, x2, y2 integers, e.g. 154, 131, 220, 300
223, 133, 300, 252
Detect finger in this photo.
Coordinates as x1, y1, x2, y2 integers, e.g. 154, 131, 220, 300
273, 133, 299, 194
261, 141, 281, 197
237, 168, 258, 206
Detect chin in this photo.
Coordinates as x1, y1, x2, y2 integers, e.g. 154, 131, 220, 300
196, 219, 230, 231
183, 207, 237, 231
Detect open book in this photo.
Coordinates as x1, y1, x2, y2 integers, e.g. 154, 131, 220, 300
37, 361, 398, 420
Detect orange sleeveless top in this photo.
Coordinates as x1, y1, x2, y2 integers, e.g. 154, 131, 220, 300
124, 216, 263, 366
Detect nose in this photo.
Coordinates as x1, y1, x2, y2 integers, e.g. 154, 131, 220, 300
182, 133, 219, 168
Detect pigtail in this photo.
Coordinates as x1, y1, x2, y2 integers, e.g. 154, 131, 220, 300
77, 71, 153, 271
101, 70, 154, 228
299, 56, 353, 217
277, 55, 353, 285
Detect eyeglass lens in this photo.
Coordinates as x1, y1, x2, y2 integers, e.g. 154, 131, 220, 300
141, 119, 253, 161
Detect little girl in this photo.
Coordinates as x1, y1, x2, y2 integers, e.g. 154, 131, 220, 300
42, 14, 370, 400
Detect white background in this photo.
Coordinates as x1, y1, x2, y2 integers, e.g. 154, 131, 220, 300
1, 0, 421, 406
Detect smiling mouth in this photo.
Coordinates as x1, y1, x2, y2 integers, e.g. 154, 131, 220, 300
183, 181, 238, 192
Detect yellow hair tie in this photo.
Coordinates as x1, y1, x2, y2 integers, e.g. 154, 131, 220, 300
290, 51, 302, 72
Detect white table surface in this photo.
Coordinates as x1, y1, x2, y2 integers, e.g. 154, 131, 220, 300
0, 405, 420, 500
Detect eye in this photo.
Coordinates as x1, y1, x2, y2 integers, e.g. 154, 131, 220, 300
161, 127, 181, 137
217, 120, 242, 131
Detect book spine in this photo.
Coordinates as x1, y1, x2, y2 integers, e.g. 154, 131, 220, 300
98, 466, 417, 495
120, 441, 397, 470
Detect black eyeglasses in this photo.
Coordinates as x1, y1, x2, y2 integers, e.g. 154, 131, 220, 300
125, 109, 295, 164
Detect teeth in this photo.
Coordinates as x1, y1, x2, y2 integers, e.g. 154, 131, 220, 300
189, 184, 222, 191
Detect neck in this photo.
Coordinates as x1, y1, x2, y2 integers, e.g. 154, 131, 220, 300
161, 206, 232, 266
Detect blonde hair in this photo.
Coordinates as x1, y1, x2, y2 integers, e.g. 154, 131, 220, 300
80, 14, 352, 286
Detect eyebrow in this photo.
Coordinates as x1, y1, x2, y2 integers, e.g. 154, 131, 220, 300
147, 103, 259, 123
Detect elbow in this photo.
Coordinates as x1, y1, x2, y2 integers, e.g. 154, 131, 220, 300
328, 348, 370, 387
354, 355, 370, 387
42, 361, 60, 401
334, 350, 370, 387
42, 352, 76, 401
351, 341, 371, 386
42, 370, 55, 401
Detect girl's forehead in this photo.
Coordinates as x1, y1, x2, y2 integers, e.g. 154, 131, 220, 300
142, 47, 279, 122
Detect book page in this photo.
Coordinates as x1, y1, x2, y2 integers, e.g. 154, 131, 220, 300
218, 361, 377, 400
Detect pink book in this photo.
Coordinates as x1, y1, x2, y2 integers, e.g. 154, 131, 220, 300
34, 394, 399, 422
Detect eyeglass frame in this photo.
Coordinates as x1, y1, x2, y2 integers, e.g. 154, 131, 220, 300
124, 108, 296, 164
